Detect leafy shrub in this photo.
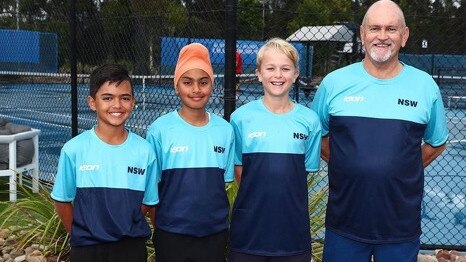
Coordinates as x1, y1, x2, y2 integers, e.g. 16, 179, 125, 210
0, 175, 70, 260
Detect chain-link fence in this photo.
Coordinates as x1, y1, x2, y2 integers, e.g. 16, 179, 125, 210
0, 0, 465, 251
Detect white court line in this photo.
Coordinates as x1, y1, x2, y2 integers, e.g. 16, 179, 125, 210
0, 113, 70, 129
1, 107, 95, 123
447, 139, 466, 144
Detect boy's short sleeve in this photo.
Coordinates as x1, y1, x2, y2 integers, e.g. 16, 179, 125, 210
142, 153, 159, 206
224, 127, 235, 182
146, 125, 163, 183
305, 117, 322, 172
230, 116, 243, 166
50, 149, 76, 202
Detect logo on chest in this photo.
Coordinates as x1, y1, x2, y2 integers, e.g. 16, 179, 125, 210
248, 131, 266, 139
397, 98, 418, 107
344, 96, 364, 102
128, 166, 146, 175
170, 146, 189, 153
79, 164, 100, 171
293, 132, 308, 140
214, 146, 225, 154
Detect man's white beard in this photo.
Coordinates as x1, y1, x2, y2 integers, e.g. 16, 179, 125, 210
369, 45, 393, 63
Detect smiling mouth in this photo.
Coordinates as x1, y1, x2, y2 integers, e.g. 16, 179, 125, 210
189, 95, 205, 99
374, 42, 391, 47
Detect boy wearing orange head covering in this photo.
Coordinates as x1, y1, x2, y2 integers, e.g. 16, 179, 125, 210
146, 43, 235, 262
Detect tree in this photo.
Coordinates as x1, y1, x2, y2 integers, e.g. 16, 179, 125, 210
238, 0, 263, 40
0, 0, 17, 28
100, 0, 133, 66
184, 0, 225, 38
75, 0, 106, 67
398, 0, 432, 53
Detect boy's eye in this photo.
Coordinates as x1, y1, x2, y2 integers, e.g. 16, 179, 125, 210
122, 96, 132, 101
102, 96, 112, 101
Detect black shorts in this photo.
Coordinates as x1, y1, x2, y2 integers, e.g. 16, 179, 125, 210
70, 237, 147, 262
153, 228, 228, 262
229, 251, 311, 262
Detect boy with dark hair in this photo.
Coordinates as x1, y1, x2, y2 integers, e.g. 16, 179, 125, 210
51, 64, 159, 262
146, 43, 235, 262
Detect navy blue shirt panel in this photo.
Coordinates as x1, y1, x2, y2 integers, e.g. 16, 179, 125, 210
156, 167, 229, 237
326, 115, 426, 243
230, 152, 310, 255
71, 187, 150, 246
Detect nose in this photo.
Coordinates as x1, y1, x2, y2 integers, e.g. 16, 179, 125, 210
192, 82, 201, 93
274, 69, 283, 78
377, 29, 389, 40
113, 98, 123, 108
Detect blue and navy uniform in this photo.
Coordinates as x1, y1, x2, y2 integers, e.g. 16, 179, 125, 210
229, 99, 322, 256
51, 128, 159, 247
146, 111, 234, 237
312, 62, 449, 243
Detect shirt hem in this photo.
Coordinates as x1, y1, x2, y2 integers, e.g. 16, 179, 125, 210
229, 248, 310, 257
156, 225, 229, 238
50, 195, 73, 203
326, 227, 421, 244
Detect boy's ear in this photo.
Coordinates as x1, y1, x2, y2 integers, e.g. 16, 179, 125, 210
255, 68, 262, 82
293, 69, 300, 83
87, 96, 96, 111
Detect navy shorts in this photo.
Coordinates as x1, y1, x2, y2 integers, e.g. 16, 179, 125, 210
323, 229, 420, 262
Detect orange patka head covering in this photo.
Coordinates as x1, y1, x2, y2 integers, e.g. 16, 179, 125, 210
174, 43, 214, 87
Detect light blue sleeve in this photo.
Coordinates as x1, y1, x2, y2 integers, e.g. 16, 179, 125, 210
424, 88, 449, 146
230, 116, 243, 166
142, 153, 159, 206
145, 125, 163, 183
224, 127, 235, 183
305, 117, 322, 172
311, 80, 331, 136
50, 149, 76, 202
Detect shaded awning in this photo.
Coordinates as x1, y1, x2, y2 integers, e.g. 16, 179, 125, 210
287, 25, 354, 42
